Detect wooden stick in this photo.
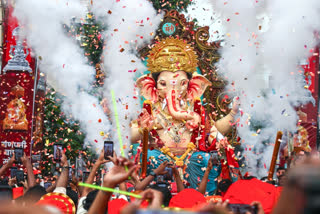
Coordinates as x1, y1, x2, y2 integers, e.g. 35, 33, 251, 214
141, 128, 149, 178
268, 131, 283, 181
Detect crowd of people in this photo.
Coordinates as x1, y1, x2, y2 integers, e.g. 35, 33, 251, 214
0, 148, 318, 214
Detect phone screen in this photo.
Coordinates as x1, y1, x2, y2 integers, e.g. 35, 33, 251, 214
16, 170, 24, 184
228, 203, 257, 214
44, 182, 52, 189
104, 141, 114, 160
54, 144, 63, 161
211, 151, 220, 166
164, 167, 173, 180
82, 171, 90, 182
68, 167, 73, 181
14, 148, 24, 163
157, 175, 165, 183
10, 167, 18, 178
32, 154, 41, 163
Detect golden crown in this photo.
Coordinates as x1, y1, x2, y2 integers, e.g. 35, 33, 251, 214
147, 38, 198, 73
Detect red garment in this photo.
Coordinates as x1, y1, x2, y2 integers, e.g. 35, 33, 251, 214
169, 189, 206, 209
223, 178, 282, 214
12, 187, 24, 200
108, 199, 129, 214
37, 192, 76, 214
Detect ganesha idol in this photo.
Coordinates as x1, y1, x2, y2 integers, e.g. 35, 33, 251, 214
131, 38, 239, 194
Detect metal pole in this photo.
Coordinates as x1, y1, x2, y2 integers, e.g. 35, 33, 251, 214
30, 58, 38, 157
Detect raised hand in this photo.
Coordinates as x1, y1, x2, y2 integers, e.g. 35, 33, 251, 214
207, 158, 214, 171
103, 156, 136, 188
153, 161, 168, 175
60, 152, 68, 167
216, 137, 229, 150
21, 153, 29, 167
8, 154, 15, 167
95, 149, 109, 166
137, 108, 154, 130
140, 189, 163, 209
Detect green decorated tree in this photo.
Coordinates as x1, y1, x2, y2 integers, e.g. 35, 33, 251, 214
41, 88, 92, 175
150, 0, 192, 12
79, 13, 104, 67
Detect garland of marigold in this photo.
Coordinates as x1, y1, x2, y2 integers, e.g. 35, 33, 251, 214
160, 142, 196, 166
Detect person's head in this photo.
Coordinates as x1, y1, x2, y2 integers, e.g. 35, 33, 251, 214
276, 167, 286, 178
278, 174, 287, 187
83, 190, 99, 211
23, 185, 47, 204
291, 150, 310, 167
66, 188, 78, 206
217, 179, 232, 196
273, 159, 320, 214
149, 184, 172, 207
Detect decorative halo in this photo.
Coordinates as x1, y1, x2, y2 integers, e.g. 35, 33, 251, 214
147, 37, 198, 73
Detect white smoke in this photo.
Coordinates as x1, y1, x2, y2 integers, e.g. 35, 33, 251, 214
210, 0, 320, 177
182, 0, 225, 42
91, 0, 162, 154
14, 0, 111, 152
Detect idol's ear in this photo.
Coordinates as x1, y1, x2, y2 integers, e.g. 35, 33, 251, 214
187, 73, 212, 100
136, 75, 158, 102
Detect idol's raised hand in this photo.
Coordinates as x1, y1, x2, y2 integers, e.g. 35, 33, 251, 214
137, 108, 154, 130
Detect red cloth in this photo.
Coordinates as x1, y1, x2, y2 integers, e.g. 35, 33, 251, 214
169, 189, 206, 209
37, 192, 76, 214
12, 187, 23, 200
171, 182, 177, 194
108, 199, 129, 214
223, 178, 282, 214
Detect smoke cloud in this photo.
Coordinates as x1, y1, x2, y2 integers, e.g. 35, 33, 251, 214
210, 0, 320, 177
14, 0, 111, 152
90, 0, 162, 154
182, 0, 225, 42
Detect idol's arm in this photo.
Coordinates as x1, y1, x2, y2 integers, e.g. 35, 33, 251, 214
208, 124, 218, 146
130, 120, 142, 143
215, 110, 236, 136
216, 98, 239, 135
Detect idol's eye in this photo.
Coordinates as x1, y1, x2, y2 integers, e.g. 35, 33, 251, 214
159, 80, 166, 87
181, 79, 188, 86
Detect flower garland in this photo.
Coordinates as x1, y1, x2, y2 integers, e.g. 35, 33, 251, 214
160, 142, 196, 166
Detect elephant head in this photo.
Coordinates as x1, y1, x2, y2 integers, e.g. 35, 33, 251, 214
136, 71, 211, 124
136, 38, 211, 125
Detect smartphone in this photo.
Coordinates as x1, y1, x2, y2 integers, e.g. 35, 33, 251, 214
104, 141, 114, 160
16, 170, 24, 184
53, 144, 63, 161
82, 171, 90, 182
228, 203, 257, 214
211, 151, 220, 166
68, 167, 73, 181
10, 167, 18, 178
14, 148, 24, 163
157, 175, 165, 183
32, 154, 41, 163
164, 167, 173, 180
44, 182, 52, 189
0, 185, 12, 201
